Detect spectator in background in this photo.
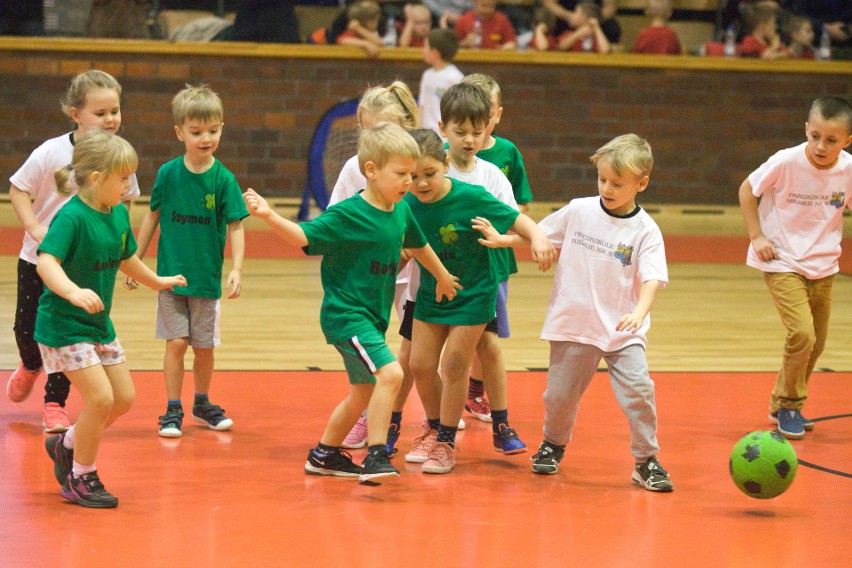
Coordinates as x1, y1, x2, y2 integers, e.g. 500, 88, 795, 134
542, 0, 621, 44
220, 0, 299, 43
798, 0, 851, 47
633, 0, 682, 55
423, 0, 473, 28
739, 2, 789, 59
87, 0, 150, 39
531, 7, 559, 50
419, 29, 464, 133
400, 2, 433, 47
557, 2, 611, 53
0, 0, 43, 36
454, 0, 517, 49
336, 0, 383, 56
783, 15, 815, 58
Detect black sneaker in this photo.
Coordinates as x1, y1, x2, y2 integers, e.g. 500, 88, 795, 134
632, 456, 674, 492
192, 402, 233, 431
359, 447, 400, 485
530, 440, 565, 475
158, 407, 184, 438
304, 447, 361, 477
60, 471, 118, 508
45, 433, 74, 486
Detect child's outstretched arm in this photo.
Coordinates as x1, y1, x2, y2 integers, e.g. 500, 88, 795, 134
243, 188, 308, 248
738, 179, 778, 261
408, 244, 462, 302
37, 253, 105, 314
616, 279, 660, 333
124, 208, 161, 290
226, 220, 244, 299
10, 185, 47, 244
472, 215, 557, 272
120, 256, 187, 292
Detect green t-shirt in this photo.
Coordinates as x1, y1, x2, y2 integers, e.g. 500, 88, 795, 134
150, 157, 248, 299
405, 180, 518, 325
301, 193, 427, 344
35, 196, 137, 347
477, 136, 533, 279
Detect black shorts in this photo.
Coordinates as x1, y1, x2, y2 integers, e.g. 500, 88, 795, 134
399, 299, 498, 340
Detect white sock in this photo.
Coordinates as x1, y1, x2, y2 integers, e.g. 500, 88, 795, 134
62, 425, 75, 450
71, 460, 96, 477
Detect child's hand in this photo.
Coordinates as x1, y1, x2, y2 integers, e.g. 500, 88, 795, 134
243, 188, 271, 218
68, 288, 105, 314
751, 235, 779, 262
123, 275, 139, 291
530, 237, 557, 272
159, 275, 187, 291
471, 216, 506, 248
435, 273, 462, 303
226, 269, 242, 299
616, 312, 644, 334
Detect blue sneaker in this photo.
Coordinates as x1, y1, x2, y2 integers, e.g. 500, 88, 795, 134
770, 410, 813, 431
386, 422, 400, 457
775, 408, 805, 440
493, 424, 527, 455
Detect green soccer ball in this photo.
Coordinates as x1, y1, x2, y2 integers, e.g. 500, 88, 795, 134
729, 430, 798, 499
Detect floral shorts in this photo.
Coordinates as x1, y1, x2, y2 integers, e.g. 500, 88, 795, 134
38, 339, 126, 374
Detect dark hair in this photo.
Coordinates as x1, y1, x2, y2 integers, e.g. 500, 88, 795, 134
409, 128, 447, 163
427, 28, 460, 62
439, 83, 490, 129
810, 97, 852, 131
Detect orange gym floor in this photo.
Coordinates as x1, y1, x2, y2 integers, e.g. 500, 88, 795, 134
1, 370, 850, 567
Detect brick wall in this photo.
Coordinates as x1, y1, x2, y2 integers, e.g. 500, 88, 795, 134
0, 42, 849, 205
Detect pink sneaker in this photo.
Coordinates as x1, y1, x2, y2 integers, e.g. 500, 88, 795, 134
405, 422, 438, 463
465, 394, 492, 423
341, 412, 368, 449
6, 362, 42, 403
43, 403, 71, 433
422, 441, 456, 474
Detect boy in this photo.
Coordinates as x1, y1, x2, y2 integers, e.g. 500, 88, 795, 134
400, 2, 433, 48
738, 96, 852, 440
419, 28, 464, 134
455, 0, 517, 50
243, 123, 460, 484
632, 0, 682, 55
784, 15, 815, 59
557, 2, 610, 53
335, 0, 383, 57
738, 3, 789, 60
474, 134, 674, 492
132, 84, 248, 438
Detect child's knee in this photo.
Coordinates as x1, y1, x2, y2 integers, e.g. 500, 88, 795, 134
112, 390, 135, 416
786, 326, 817, 354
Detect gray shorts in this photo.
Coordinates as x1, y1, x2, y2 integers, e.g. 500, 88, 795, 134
156, 290, 221, 348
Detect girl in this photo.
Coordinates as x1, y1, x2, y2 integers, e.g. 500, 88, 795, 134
7, 69, 140, 433
40, 131, 186, 508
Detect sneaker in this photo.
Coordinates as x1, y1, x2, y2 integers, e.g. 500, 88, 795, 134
304, 447, 361, 477
45, 433, 74, 486
465, 394, 492, 423
632, 456, 674, 492
770, 410, 814, 431
192, 402, 233, 431
531, 440, 565, 475
42, 403, 71, 433
6, 362, 42, 403
386, 422, 401, 457
60, 470, 118, 508
422, 441, 457, 474
158, 407, 184, 438
342, 413, 368, 449
359, 448, 399, 484
493, 424, 527, 455
405, 422, 438, 463
775, 408, 805, 440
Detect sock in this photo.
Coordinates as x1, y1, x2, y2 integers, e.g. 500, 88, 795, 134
316, 442, 337, 455
468, 377, 485, 398
491, 408, 509, 434
436, 424, 458, 446
367, 444, 386, 456
193, 393, 209, 406
71, 460, 96, 477
360, 409, 368, 419
167, 400, 182, 412
427, 417, 440, 431
62, 425, 75, 450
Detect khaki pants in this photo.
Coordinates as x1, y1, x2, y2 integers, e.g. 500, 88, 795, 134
764, 272, 834, 413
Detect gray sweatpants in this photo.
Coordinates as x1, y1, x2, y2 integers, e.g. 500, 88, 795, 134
543, 341, 660, 460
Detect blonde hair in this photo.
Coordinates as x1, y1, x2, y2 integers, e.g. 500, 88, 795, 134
358, 81, 420, 131
60, 69, 122, 119
348, 0, 381, 26
462, 73, 502, 106
646, 0, 672, 19
54, 130, 138, 196
358, 122, 421, 174
172, 84, 224, 126
590, 134, 653, 178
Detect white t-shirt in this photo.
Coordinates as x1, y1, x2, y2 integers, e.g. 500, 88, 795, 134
328, 155, 364, 206
419, 64, 464, 134
10, 132, 141, 264
539, 197, 668, 352
448, 157, 517, 209
747, 142, 852, 279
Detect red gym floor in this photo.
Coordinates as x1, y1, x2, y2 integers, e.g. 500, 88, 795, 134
1, 370, 849, 567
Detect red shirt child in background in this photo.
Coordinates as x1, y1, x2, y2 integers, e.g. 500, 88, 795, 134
454, 0, 517, 49
738, 3, 789, 60
557, 2, 611, 53
400, 3, 433, 48
633, 0, 682, 55
784, 15, 815, 59
531, 6, 559, 50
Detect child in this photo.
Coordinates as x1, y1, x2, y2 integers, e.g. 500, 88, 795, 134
6, 69, 140, 433
784, 15, 815, 59
633, 0, 682, 55
132, 84, 248, 438
557, 2, 610, 53
474, 133, 674, 492
336, 0, 383, 57
738, 96, 852, 440
41, 131, 186, 508
530, 7, 559, 51
400, 2, 433, 48
243, 122, 460, 484
404, 128, 555, 474
738, 3, 788, 60
419, 28, 464, 134
455, 0, 517, 50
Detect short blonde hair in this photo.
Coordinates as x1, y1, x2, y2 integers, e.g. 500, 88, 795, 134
358, 122, 421, 174
348, 1, 381, 26
646, 0, 672, 19
462, 73, 502, 106
358, 81, 420, 131
55, 130, 138, 195
172, 84, 224, 126
590, 134, 653, 178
